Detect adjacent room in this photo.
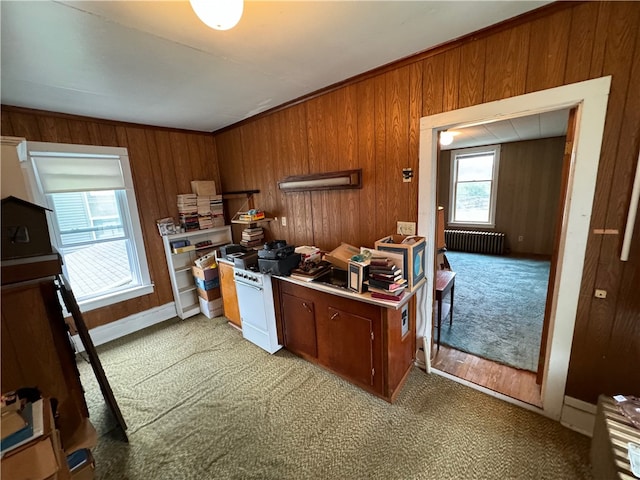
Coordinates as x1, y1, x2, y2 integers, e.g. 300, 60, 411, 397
432, 110, 570, 407
1, 1, 639, 479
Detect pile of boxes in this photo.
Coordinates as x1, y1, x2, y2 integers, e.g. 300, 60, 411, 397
192, 263, 222, 319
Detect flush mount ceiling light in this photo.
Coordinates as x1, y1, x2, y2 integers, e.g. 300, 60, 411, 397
190, 0, 244, 31
439, 131, 459, 146
278, 169, 362, 192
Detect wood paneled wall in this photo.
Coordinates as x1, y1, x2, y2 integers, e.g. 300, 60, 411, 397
1, 2, 638, 404
213, 2, 640, 403
0, 109, 221, 330
437, 137, 565, 256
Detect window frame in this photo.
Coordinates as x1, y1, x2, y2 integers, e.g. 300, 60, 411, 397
24, 141, 153, 312
448, 144, 501, 228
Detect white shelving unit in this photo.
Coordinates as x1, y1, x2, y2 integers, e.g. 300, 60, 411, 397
162, 225, 232, 319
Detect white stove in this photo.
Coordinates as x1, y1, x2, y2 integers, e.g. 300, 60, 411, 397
233, 268, 282, 354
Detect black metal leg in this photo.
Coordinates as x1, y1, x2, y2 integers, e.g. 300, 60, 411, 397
450, 282, 454, 327
437, 296, 442, 350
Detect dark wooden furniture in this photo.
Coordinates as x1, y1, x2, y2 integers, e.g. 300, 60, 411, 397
1, 254, 96, 449
275, 279, 415, 403
435, 270, 456, 350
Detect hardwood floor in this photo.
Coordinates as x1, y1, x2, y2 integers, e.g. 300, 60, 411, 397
432, 345, 542, 407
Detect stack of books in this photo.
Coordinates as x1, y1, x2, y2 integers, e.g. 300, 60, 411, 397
195, 195, 225, 230
177, 194, 198, 231
210, 195, 225, 227
197, 195, 213, 230
240, 226, 264, 248
367, 257, 406, 301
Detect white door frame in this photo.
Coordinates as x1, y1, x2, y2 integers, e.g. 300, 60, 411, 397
416, 76, 611, 420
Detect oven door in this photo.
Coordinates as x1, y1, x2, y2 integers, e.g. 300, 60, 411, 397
235, 280, 269, 334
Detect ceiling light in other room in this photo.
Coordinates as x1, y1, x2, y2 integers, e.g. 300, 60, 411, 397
439, 131, 456, 146
190, 0, 244, 31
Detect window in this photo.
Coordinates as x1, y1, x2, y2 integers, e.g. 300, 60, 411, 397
449, 145, 500, 227
25, 142, 153, 311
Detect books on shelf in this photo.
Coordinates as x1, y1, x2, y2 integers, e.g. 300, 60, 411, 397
178, 193, 225, 231
238, 210, 265, 222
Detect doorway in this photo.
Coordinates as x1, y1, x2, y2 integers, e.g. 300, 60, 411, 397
415, 76, 611, 420
432, 114, 570, 407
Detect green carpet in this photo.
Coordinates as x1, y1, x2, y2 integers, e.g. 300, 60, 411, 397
77, 315, 592, 479
439, 251, 550, 371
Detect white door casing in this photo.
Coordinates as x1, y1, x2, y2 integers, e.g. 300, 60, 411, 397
416, 76, 611, 420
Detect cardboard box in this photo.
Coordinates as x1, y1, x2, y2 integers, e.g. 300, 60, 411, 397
374, 235, 426, 291
190, 180, 217, 196
192, 265, 218, 282
197, 287, 221, 301
199, 297, 223, 319
194, 277, 220, 291
324, 242, 360, 271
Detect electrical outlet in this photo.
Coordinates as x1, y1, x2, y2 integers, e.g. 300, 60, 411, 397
594, 289, 607, 299
281, 216, 287, 227
397, 221, 416, 235
518, 235, 524, 242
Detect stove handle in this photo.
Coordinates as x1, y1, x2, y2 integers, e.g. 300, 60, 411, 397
237, 282, 262, 291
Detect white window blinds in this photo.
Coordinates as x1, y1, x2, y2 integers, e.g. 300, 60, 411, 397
30, 153, 125, 193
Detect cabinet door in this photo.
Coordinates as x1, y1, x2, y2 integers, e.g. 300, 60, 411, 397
219, 262, 241, 327
281, 292, 317, 358
322, 306, 374, 387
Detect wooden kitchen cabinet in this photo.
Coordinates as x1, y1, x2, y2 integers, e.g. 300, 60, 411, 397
281, 291, 317, 358
276, 279, 415, 402
218, 260, 241, 328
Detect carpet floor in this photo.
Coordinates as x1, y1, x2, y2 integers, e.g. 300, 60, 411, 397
77, 315, 592, 479
439, 251, 550, 371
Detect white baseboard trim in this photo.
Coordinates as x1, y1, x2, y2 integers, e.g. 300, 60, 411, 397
561, 396, 597, 437
71, 302, 177, 352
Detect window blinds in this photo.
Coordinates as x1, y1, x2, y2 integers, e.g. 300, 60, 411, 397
30, 153, 125, 193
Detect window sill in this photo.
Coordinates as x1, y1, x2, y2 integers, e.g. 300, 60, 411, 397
76, 284, 154, 313
448, 222, 496, 229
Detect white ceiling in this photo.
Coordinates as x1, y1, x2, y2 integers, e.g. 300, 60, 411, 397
1, 1, 551, 133
441, 109, 570, 150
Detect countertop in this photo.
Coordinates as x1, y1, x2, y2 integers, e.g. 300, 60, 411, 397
217, 256, 426, 310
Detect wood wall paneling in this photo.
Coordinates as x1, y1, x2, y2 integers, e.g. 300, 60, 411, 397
483, 23, 530, 103
525, 9, 571, 93
421, 54, 445, 116
564, 2, 599, 84
356, 80, 378, 249
458, 39, 487, 109
1, 106, 217, 329
438, 138, 564, 256
3, 1, 639, 404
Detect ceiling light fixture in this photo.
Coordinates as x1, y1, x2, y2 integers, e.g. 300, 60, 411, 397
190, 0, 244, 31
439, 131, 455, 146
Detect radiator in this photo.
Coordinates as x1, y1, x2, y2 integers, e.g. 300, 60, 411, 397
444, 230, 506, 255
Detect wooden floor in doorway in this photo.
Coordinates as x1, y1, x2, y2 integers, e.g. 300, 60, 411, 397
432, 345, 542, 408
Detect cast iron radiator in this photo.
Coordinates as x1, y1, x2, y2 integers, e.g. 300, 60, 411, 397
444, 230, 506, 255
